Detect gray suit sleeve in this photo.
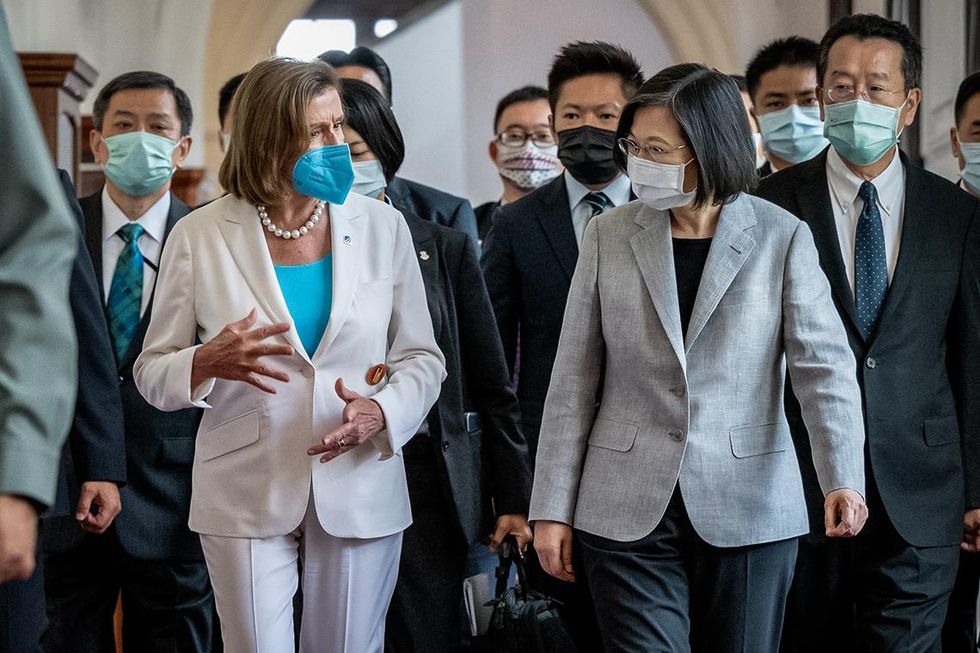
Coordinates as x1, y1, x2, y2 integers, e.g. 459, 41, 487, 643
528, 218, 604, 525
0, 8, 78, 508
782, 221, 865, 499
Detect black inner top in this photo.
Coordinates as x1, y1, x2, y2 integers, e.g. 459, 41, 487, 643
672, 238, 713, 337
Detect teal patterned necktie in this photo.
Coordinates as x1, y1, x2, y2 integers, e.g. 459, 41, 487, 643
107, 223, 145, 361
854, 181, 888, 338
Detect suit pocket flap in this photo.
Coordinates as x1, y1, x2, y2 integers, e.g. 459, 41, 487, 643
159, 437, 196, 465
923, 414, 959, 446
198, 411, 260, 462
587, 418, 639, 452
730, 422, 789, 458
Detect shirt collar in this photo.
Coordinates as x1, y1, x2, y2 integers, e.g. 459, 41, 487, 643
101, 187, 171, 244
826, 146, 904, 216
564, 169, 632, 214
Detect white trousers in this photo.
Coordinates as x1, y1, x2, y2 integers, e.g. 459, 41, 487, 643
200, 495, 403, 653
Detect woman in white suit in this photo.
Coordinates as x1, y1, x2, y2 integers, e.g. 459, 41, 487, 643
133, 58, 445, 653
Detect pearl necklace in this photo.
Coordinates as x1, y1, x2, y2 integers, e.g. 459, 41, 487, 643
257, 201, 325, 240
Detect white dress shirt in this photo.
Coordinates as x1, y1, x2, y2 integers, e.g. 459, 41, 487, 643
565, 170, 632, 245
825, 147, 906, 294
101, 188, 170, 316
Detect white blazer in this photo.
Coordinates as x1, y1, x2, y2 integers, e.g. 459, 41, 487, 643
134, 194, 446, 540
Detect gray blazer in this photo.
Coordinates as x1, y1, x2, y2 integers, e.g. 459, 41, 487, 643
528, 194, 865, 547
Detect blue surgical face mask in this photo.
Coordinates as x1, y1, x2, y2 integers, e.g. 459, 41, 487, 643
824, 98, 906, 166
757, 104, 829, 164
292, 144, 355, 204
101, 131, 180, 197
351, 160, 387, 199
958, 137, 980, 195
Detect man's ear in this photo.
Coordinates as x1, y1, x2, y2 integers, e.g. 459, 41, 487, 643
173, 135, 193, 169
488, 140, 498, 162
90, 129, 106, 165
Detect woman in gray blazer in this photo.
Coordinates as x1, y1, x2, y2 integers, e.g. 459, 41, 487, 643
529, 64, 868, 653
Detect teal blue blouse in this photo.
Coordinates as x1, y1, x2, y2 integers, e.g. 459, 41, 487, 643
273, 254, 333, 357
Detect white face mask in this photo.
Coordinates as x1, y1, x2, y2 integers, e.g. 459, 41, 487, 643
495, 141, 562, 191
220, 132, 231, 153
627, 153, 696, 210
753, 132, 767, 169
351, 160, 387, 199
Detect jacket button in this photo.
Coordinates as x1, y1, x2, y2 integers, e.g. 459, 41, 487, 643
671, 385, 686, 397
118, 376, 124, 385
866, 357, 876, 369
442, 441, 450, 451
668, 430, 684, 442
302, 367, 314, 378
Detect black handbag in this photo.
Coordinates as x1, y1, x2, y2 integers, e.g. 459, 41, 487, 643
484, 536, 579, 653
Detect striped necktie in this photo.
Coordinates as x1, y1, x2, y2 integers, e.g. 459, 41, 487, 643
854, 181, 888, 338
107, 223, 145, 361
583, 192, 610, 219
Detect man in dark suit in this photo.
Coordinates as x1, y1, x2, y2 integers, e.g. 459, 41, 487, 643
481, 40, 644, 650
475, 85, 561, 243
42, 72, 213, 653
0, 169, 127, 653
757, 15, 980, 652
943, 70, 980, 653
319, 46, 481, 245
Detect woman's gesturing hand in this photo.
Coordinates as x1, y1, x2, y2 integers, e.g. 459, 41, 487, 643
191, 308, 294, 393
308, 378, 387, 463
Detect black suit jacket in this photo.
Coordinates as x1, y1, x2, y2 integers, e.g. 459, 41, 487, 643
403, 212, 531, 545
480, 175, 578, 458
474, 200, 500, 244
75, 189, 204, 561
47, 171, 127, 518
386, 176, 479, 247
756, 150, 980, 547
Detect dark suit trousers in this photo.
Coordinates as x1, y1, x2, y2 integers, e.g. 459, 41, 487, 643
780, 479, 959, 653
0, 535, 45, 653
41, 518, 213, 653
386, 437, 469, 652
942, 552, 980, 652
579, 489, 797, 653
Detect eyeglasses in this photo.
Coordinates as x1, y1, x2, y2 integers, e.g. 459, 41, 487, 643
496, 131, 556, 148
823, 84, 907, 105
617, 137, 687, 162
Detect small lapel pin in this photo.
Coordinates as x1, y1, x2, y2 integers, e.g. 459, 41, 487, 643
419, 250, 430, 261
343, 234, 352, 246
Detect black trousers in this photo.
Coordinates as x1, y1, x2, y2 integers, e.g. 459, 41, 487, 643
41, 519, 213, 653
0, 533, 45, 653
579, 489, 797, 653
385, 437, 469, 652
780, 480, 959, 653
942, 551, 980, 652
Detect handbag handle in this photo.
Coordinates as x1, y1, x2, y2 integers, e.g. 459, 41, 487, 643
494, 535, 530, 599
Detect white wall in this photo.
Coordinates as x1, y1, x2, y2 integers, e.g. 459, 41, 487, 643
378, 0, 671, 204
2, 0, 214, 167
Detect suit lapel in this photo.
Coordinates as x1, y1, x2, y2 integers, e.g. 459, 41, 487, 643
404, 216, 442, 336
216, 197, 309, 362
630, 206, 686, 371
873, 158, 924, 337
684, 196, 756, 351
311, 201, 363, 359
794, 155, 863, 340
81, 193, 106, 305
536, 177, 579, 280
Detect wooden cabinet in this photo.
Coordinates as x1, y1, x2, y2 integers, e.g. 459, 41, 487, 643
17, 53, 97, 186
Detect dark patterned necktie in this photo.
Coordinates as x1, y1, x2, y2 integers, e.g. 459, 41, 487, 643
107, 223, 145, 361
583, 192, 610, 220
854, 181, 888, 338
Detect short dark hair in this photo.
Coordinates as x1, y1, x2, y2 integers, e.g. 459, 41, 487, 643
218, 73, 246, 127
319, 47, 393, 101
547, 41, 644, 112
730, 74, 748, 93
338, 78, 405, 183
817, 13, 921, 91
955, 71, 980, 127
493, 85, 549, 132
745, 36, 819, 100
615, 63, 758, 208
93, 71, 193, 137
